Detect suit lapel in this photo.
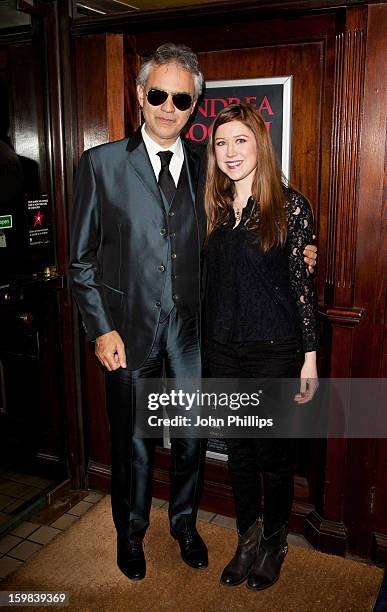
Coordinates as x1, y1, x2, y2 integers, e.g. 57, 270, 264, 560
126, 129, 205, 236
126, 128, 164, 207
183, 139, 200, 203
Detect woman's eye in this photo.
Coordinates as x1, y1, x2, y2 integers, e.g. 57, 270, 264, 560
215, 140, 225, 146
236, 138, 247, 144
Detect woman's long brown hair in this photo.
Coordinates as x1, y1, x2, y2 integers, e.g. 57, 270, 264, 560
205, 103, 287, 252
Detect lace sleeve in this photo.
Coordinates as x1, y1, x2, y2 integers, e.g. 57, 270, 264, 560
286, 191, 319, 352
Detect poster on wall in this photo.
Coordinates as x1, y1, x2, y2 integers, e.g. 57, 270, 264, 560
26, 195, 51, 247
182, 76, 293, 460
185, 76, 292, 179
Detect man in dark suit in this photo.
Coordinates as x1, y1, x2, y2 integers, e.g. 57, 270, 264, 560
69, 43, 317, 581
69, 44, 208, 581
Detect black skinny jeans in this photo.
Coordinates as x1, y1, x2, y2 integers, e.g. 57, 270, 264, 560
204, 336, 303, 536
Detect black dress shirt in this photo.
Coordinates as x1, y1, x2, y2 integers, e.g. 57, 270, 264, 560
204, 189, 319, 352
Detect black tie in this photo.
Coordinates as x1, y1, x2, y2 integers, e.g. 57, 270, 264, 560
157, 151, 176, 204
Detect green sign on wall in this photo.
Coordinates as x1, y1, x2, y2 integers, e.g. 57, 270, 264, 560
0, 215, 13, 229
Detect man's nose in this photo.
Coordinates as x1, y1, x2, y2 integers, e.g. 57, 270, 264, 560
161, 94, 175, 113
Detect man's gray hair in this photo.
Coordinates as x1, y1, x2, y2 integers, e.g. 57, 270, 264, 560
136, 43, 204, 101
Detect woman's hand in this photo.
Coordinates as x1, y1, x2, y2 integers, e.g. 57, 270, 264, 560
303, 234, 317, 273
294, 351, 318, 404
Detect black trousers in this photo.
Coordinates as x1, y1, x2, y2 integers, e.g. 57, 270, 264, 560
204, 336, 303, 536
105, 309, 205, 542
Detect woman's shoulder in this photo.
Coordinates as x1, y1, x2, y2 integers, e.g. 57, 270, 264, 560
283, 186, 313, 219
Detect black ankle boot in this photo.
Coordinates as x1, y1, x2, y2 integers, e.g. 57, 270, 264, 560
247, 523, 288, 590
220, 518, 262, 586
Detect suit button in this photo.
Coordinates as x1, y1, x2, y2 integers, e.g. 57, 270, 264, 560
172, 274, 177, 280
157, 265, 165, 272
160, 228, 167, 236
173, 294, 179, 301
155, 302, 161, 308
171, 253, 177, 259
170, 232, 176, 238
168, 211, 175, 217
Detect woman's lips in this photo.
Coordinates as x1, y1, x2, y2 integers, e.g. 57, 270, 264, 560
225, 160, 243, 169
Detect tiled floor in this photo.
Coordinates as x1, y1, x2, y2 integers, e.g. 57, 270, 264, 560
0, 468, 56, 533
0, 490, 103, 580
0, 490, 315, 581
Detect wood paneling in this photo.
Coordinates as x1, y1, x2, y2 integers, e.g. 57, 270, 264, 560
344, 2, 387, 562
326, 8, 367, 308
45, 1, 86, 488
124, 34, 140, 135
82, 339, 111, 470
73, 32, 126, 486
107, 35, 125, 142
71, 0, 383, 37
74, 33, 124, 157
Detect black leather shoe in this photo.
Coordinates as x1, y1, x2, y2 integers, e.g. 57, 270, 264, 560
221, 518, 262, 586
171, 528, 208, 569
117, 536, 146, 580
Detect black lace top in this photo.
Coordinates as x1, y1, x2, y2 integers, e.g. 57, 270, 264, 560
204, 190, 319, 352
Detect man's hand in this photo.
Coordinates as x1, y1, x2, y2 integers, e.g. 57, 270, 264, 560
303, 235, 317, 273
95, 330, 127, 371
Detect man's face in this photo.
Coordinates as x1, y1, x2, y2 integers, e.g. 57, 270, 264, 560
137, 62, 196, 147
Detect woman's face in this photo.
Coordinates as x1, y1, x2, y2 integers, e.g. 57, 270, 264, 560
214, 120, 258, 187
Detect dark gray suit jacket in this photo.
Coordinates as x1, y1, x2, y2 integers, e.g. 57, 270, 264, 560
68, 128, 207, 369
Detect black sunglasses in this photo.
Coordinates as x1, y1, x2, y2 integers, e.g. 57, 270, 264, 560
146, 88, 193, 111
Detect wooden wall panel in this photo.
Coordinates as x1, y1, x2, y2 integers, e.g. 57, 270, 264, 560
74, 33, 124, 158
73, 33, 126, 487
352, 3, 387, 379
134, 12, 335, 55
107, 35, 125, 143
343, 2, 387, 563
123, 34, 140, 135
325, 8, 367, 310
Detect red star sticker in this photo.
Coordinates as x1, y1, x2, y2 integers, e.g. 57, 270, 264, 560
34, 210, 44, 227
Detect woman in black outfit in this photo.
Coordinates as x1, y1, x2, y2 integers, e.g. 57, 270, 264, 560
203, 103, 319, 590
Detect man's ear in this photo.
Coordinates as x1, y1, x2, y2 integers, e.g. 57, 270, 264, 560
137, 84, 144, 108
